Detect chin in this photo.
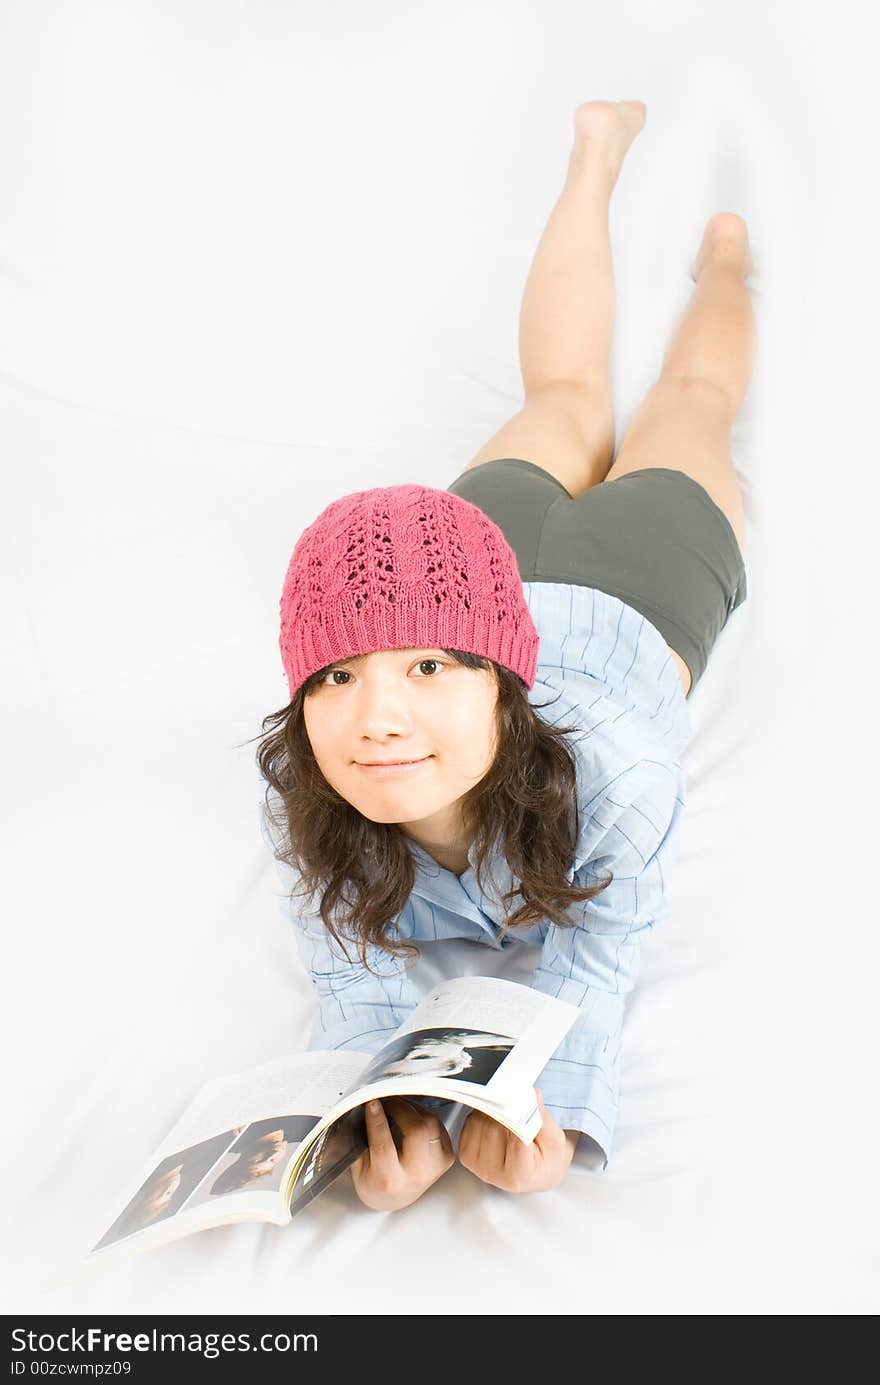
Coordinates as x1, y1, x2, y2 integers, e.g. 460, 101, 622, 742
356, 802, 425, 825
348, 787, 439, 821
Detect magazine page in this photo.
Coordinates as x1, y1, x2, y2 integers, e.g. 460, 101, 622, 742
285, 1089, 464, 1214
85, 1048, 370, 1261
389, 976, 580, 1094
287, 976, 581, 1159
285, 1101, 378, 1217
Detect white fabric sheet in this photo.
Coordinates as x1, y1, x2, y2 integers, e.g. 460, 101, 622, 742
2, 0, 877, 1315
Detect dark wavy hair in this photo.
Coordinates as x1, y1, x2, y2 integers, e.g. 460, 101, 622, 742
245, 649, 612, 977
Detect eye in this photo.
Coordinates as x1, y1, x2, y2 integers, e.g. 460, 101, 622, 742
318, 658, 446, 687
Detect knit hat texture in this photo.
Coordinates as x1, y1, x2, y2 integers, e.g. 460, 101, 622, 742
279, 484, 540, 701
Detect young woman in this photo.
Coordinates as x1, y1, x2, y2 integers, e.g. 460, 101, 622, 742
256, 99, 755, 1211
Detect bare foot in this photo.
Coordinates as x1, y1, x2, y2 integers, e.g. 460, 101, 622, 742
690, 212, 754, 282
571, 100, 647, 184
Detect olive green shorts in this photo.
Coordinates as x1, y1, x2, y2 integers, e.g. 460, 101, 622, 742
446, 459, 747, 696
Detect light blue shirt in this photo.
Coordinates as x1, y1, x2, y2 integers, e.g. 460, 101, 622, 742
259, 582, 691, 1170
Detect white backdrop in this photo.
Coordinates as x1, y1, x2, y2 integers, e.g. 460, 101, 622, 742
1, 0, 877, 1315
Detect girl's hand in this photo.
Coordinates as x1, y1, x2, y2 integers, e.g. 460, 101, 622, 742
350, 1096, 455, 1211
458, 1088, 577, 1193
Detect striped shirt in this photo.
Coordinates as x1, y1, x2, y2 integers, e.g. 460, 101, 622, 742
258, 582, 691, 1170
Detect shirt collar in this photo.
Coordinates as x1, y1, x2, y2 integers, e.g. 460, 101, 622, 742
406, 833, 531, 938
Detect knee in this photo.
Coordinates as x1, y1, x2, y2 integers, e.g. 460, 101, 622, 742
657, 373, 737, 420
524, 377, 615, 443
526, 375, 611, 409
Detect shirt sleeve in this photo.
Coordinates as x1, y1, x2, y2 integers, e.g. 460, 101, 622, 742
530, 758, 686, 1171
258, 788, 425, 1056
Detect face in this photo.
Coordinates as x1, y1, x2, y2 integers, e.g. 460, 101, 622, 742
302, 647, 499, 858
249, 1146, 286, 1177
382, 1037, 471, 1078
146, 1168, 182, 1210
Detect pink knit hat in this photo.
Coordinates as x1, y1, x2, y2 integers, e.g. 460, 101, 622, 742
279, 484, 540, 701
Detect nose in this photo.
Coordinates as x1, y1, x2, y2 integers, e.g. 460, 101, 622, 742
356, 685, 414, 740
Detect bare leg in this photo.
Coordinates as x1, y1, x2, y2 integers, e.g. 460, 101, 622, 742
604, 213, 756, 552
518, 101, 644, 391
460, 101, 647, 495
604, 213, 757, 698
663, 215, 755, 410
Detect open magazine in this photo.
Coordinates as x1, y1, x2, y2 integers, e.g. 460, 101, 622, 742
86, 975, 580, 1260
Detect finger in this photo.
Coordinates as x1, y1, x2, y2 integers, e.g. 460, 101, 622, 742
503, 1128, 540, 1181
432, 1124, 455, 1158
530, 1089, 566, 1158
498, 1093, 548, 1176
401, 1104, 455, 1154
460, 1111, 512, 1184
380, 1096, 431, 1134
382, 1098, 443, 1159
382, 1098, 449, 1159
363, 1099, 401, 1167
413, 1117, 454, 1160
458, 1109, 487, 1169
470, 1124, 523, 1190
481, 1115, 511, 1173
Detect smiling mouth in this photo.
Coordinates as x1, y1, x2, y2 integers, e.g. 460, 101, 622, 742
358, 758, 428, 766
355, 756, 433, 775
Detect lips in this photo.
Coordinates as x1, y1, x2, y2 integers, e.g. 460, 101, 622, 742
355, 756, 433, 777
359, 758, 426, 766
